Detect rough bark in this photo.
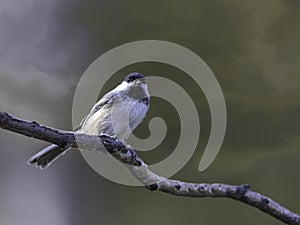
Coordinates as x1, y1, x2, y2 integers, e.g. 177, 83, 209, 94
0, 111, 299, 225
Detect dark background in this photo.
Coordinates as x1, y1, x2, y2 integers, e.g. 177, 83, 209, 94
0, 0, 299, 224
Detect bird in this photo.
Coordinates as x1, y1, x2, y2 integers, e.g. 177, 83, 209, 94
28, 72, 150, 169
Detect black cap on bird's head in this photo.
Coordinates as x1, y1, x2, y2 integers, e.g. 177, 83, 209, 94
124, 72, 144, 83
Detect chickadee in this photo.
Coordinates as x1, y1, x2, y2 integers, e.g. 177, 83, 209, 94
28, 72, 150, 169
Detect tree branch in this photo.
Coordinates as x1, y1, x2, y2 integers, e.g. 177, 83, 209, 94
0, 111, 299, 225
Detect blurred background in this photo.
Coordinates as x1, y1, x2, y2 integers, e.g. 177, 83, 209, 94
0, 0, 299, 224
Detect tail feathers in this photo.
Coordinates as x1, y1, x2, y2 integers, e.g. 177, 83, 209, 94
28, 144, 69, 169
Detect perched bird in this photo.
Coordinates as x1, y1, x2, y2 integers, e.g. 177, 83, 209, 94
28, 72, 150, 169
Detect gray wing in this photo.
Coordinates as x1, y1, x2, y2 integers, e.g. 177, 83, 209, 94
79, 91, 118, 127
